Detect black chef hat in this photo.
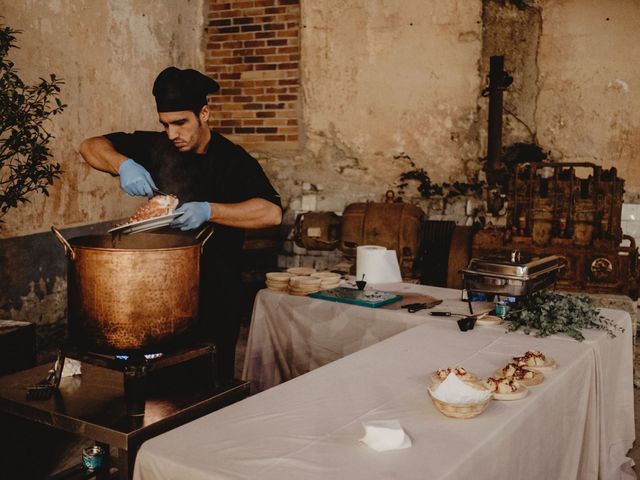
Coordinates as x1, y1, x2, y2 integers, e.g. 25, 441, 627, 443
152, 66, 220, 113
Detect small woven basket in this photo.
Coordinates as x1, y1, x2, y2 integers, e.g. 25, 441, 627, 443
428, 389, 492, 419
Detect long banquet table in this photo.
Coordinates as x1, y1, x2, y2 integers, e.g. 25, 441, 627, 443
243, 283, 476, 392
134, 284, 635, 480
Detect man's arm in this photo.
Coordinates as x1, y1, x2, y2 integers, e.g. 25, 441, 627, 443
211, 198, 282, 229
79, 135, 156, 196
79, 136, 128, 174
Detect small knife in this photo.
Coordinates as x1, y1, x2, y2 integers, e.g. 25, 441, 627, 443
152, 187, 174, 197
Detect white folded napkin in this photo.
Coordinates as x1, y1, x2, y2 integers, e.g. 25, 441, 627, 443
431, 372, 491, 404
360, 420, 412, 452
58, 358, 82, 377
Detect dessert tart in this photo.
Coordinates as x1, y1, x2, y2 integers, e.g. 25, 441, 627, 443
431, 367, 478, 385
495, 362, 544, 387
512, 350, 557, 372
484, 376, 528, 401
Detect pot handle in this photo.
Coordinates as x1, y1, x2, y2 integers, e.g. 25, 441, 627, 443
195, 224, 215, 253
51, 226, 76, 261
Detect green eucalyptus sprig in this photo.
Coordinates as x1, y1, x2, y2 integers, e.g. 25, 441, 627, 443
505, 290, 623, 341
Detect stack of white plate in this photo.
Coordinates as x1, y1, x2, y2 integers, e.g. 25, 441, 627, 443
310, 271, 342, 290
265, 272, 292, 291
288, 275, 322, 296
286, 267, 317, 276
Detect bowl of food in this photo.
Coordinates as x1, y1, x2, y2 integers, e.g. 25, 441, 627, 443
427, 372, 492, 419
427, 388, 492, 419
430, 367, 478, 386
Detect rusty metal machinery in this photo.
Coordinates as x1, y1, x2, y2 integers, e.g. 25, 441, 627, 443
473, 162, 639, 299
293, 195, 425, 278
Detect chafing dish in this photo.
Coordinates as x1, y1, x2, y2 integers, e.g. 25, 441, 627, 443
460, 250, 565, 297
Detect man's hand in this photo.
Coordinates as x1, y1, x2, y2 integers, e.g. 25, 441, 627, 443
170, 202, 211, 231
118, 159, 157, 196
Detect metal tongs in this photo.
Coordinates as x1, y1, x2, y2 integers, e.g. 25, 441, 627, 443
27, 369, 57, 401
26, 352, 64, 401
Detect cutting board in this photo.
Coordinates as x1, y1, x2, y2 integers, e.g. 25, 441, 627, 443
309, 287, 402, 308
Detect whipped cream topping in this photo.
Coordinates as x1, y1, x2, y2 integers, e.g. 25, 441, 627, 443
501, 362, 534, 379
514, 350, 547, 367
435, 366, 469, 381
485, 377, 520, 394
431, 372, 491, 404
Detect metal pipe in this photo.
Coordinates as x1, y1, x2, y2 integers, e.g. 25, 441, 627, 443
526, 164, 535, 235
486, 55, 511, 185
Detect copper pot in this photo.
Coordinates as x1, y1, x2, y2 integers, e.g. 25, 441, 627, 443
52, 226, 213, 353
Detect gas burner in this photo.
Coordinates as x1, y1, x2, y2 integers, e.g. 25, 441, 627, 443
47, 342, 216, 416
116, 353, 164, 361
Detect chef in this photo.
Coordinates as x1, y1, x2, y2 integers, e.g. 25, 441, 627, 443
79, 66, 282, 384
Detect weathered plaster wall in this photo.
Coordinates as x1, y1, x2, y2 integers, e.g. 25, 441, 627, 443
480, 0, 640, 200
264, 0, 485, 221
5, 0, 636, 233
0, 0, 205, 239
265, 0, 640, 225
3, 0, 640, 343
481, 0, 542, 148
536, 0, 640, 200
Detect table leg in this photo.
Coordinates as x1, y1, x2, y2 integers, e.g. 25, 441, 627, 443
95, 441, 111, 480
116, 447, 135, 480
123, 358, 147, 416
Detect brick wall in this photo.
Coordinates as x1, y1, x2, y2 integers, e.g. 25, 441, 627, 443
205, 0, 300, 149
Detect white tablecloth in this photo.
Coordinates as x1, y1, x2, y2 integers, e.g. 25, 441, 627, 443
134, 299, 635, 480
243, 283, 493, 392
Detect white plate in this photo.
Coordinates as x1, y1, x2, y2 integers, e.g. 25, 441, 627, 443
493, 384, 529, 401
430, 371, 479, 385
521, 358, 557, 373
475, 315, 504, 326
108, 212, 183, 235
494, 369, 544, 387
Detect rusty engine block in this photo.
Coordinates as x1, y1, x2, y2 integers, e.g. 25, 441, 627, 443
473, 162, 639, 299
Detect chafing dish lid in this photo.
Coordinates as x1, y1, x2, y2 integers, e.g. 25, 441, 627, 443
462, 250, 564, 278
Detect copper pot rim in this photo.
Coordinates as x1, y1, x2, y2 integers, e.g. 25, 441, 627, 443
52, 225, 214, 257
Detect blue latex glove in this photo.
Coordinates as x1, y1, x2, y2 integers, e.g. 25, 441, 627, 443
171, 202, 211, 231
118, 159, 157, 196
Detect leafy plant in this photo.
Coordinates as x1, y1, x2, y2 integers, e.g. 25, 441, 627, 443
505, 290, 623, 341
0, 23, 66, 225
397, 168, 485, 199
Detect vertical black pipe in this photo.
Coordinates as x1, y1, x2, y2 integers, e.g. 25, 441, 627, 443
487, 55, 506, 185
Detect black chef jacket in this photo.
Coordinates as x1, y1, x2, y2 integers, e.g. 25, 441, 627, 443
105, 130, 281, 378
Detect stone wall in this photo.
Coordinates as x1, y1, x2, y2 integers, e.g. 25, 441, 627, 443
0, 0, 205, 239
3, 0, 640, 234
0, 0, 206, 346
2, 0, 640, 346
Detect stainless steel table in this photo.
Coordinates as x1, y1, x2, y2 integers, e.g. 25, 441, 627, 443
0, 359, 250, 479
